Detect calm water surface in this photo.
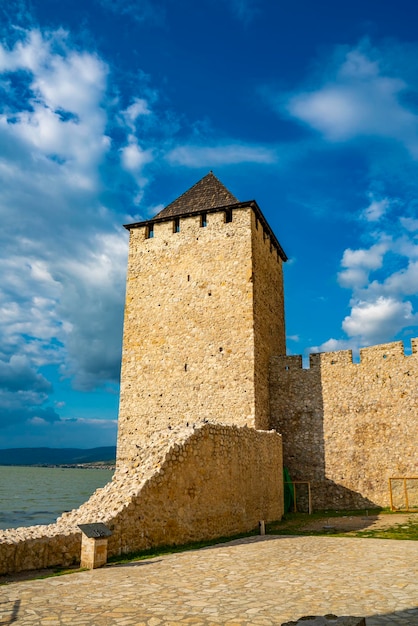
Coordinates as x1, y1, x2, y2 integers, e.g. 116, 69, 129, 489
0, 466, 114, 530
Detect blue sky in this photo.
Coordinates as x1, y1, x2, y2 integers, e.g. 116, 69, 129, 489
1, 0, 418, 448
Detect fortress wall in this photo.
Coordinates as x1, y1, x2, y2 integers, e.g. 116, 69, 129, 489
0, 424, 283, 575
270, 339, 418, 510
251, 211, 286, 430
117, 208, 258, 469
270, 354, 326, 508
106, 424, 283, 556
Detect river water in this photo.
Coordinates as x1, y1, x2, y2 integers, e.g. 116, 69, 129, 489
0, 466, 114, 530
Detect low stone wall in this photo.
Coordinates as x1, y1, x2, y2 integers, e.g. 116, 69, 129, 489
0, 527, 81, 575
0, 424, 283, 575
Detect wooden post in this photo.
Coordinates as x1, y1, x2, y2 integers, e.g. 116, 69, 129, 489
389, 478, 394, 511
404, 478, 409, 511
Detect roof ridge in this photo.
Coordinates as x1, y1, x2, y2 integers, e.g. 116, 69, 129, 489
165, 171, 217, 210
154, 172, 239, 219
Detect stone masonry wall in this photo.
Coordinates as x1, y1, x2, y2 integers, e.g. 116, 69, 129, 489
270, 339, 418, 510
117, 208, 258, 469
0, 424, 283, 575
251, 211, 286, 430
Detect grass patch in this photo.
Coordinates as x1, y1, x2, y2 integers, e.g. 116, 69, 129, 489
2, 511, 417, 585
0, 564, 86, 586
40, 566, 88, 578
266, 509, 418, 540
266, 509, 381, 534
353, 522, 418, 540
107, 528, 259, 565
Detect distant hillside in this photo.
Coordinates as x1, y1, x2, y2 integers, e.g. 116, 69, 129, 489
0, 446, 116, 466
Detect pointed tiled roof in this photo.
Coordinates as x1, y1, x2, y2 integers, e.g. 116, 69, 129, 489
155, 172, 239, 219
123, 171, 287, 261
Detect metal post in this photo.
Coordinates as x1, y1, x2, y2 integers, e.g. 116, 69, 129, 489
389, 478, 394, 511
404, 477, 410, 512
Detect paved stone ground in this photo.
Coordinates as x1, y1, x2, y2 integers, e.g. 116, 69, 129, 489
0, 535, 417, 625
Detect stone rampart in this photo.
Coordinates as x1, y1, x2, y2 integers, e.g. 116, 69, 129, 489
0, 424, 283, 575
270, 339, 418, 510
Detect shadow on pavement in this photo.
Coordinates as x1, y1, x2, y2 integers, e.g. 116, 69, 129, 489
366, 606, 418, 625
0, 599, 21, 625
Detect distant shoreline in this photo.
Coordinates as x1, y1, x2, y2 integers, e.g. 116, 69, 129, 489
0, 463, 116, 470
0, 446, 117, 467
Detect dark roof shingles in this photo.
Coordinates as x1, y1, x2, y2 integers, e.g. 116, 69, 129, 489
155, 172, 238, 219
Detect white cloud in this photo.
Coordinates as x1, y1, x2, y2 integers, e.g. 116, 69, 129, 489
382, 260, 418, 296
400, 216, 418, 232
341, 244, 387, 270
338, 242, 388, 289
286, 47, 418, 157
148, 203, 165, 216
263, 39, 418, 356
311, 337, 356, 354
317, 213, 418, 352
363, 197, 390, 222
56, 231, 128, 390
0, 355, 51, 393
121, 136, 153, 174
342, 297, 415, 343
337, 267, 369, 290
167, 143, 277, 167
34, 51, 107, 119
122, 98, 152, 130
28, 416, 49, 425
0, 26, 161, 433
0, 30, 48, 73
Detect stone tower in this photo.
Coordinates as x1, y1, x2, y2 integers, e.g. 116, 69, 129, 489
117, 172, 287, 469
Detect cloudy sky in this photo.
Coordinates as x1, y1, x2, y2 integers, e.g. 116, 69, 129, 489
1, 0, 418, 449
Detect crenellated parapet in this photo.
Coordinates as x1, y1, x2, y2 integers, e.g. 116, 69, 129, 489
359, 340, 406, 363
270, 337, 418, 510
272, 338, 418, 371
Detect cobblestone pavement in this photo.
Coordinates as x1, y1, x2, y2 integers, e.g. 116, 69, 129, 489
1, 535, 417, 625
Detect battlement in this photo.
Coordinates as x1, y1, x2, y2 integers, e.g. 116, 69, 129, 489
133, 208, 230, 241
125, 201, 287, 262
272, 338, 418, 371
